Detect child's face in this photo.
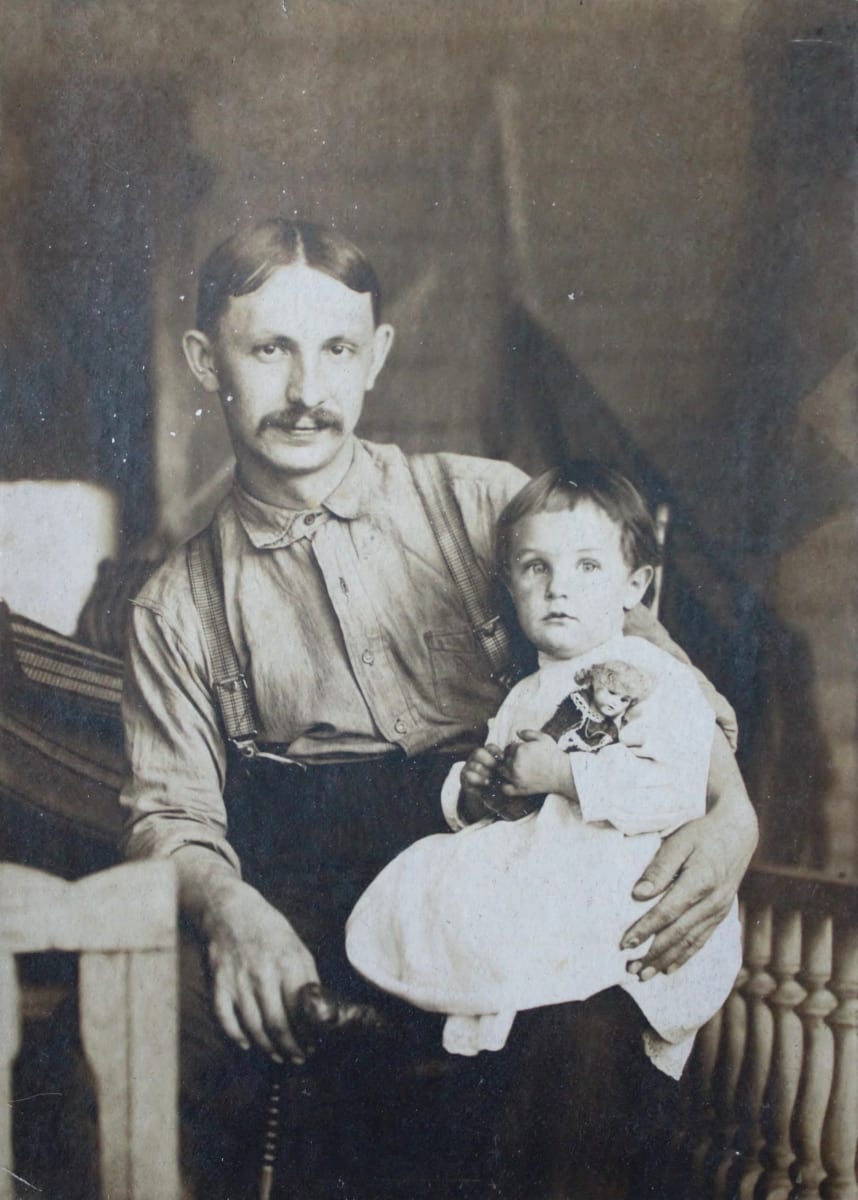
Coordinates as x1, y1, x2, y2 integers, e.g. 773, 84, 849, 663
592, 682, 633, 720
505, 502, 653, 661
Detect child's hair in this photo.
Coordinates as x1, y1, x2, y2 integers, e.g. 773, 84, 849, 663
495, 460, 662, 579
574, 660, 654, 705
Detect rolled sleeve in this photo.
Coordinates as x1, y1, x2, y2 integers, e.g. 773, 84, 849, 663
120, 600, 241, 876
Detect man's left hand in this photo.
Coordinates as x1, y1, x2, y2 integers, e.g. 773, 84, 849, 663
621, 728, 757, 977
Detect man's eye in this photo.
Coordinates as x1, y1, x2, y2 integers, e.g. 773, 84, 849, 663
327, 343, 352, 357
579, 560, 599, 573
525, 560, 547, 575
256, 343, 285, 359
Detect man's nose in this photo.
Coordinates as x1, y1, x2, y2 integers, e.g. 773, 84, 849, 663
286, 355, 322, 408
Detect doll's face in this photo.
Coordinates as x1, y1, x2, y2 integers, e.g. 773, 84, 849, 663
592, 682, 634, 720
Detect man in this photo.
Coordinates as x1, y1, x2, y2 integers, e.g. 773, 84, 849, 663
121, 219, 757, 1198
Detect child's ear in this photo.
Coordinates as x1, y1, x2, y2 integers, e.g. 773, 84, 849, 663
622, 565, 654, 611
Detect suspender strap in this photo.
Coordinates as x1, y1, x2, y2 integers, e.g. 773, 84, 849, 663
187, 527, 259, 756
408, 454, 513, 686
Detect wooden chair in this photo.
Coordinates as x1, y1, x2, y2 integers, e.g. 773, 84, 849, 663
0, 861, 179, 1200
650, 501, 669, 621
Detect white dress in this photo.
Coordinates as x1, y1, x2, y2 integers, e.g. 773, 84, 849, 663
346, 634, 743, 1077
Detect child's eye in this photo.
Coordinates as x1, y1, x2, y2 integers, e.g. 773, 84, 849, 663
579, 559, 600, 573
524, 560, 547, 575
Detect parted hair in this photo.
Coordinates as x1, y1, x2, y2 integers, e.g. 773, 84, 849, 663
196, 218, 383, 336
495, 460, 662, 578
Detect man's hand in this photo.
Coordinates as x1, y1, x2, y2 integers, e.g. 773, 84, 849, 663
203, 881, 320, 1065
621, 728, 758, 978
498, 731, 575, 800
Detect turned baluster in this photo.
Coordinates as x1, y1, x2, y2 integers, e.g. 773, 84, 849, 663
820, 919, 858, 1200
735, 903, 775, 1200
759, 908, 806, 1199
689, 1007, 725, 1189
792, 914, 836, 1199
711, 957, 750, 1200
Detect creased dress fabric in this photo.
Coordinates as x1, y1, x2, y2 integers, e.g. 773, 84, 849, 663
346, 634, 742, 1077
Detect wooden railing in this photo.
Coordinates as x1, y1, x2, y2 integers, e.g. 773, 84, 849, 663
680, 864, 858, 1200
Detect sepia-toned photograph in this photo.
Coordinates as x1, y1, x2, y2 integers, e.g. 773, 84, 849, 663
1, 2, 856, 1197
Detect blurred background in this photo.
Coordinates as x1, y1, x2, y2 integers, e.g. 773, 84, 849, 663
1, 0, 855, 877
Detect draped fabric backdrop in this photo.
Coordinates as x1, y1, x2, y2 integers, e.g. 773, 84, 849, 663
1, 0, 855, 875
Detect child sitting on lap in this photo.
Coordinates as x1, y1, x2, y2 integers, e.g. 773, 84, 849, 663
346, 462, 742, 1079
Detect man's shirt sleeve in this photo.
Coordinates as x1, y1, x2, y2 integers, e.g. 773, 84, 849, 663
623, 604, 739, 751
120, 598, 241, 875
443, 455, 530, 575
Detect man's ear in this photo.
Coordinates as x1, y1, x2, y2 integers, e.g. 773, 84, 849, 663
182, 330, 221, 394
623, 564, 655, 612
365, 323, 395, 391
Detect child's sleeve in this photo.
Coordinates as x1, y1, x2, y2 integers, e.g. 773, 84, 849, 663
440, 762, 468, 830
570, 656, 715, 836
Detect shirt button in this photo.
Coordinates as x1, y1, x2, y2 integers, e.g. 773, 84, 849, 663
394, 718, 407, 735
303, 512, 316, 526
361, 649, 375, 666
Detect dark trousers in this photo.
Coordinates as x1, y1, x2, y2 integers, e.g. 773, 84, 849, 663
180, 751, 685, 1200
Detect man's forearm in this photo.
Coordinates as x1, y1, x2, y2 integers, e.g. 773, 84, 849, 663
706, 728, 758, 843
172, 846, 321, 1064
171, 844, 249, 937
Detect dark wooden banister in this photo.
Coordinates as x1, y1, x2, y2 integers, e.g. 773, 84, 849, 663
742, 862, 858, 923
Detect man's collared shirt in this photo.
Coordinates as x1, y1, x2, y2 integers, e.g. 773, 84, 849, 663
120, 440, 528, 871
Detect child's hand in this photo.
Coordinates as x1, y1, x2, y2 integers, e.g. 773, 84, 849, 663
461, 744, 504, 796
458, 744, 504, 822
499, 731, 576, 800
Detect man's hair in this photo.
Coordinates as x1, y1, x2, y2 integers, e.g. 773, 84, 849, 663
195, 218, 383, 336
495, 460, 662, 578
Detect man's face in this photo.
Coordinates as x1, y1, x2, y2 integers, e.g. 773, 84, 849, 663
505, 503, 651, 661
193, 263, 392, 491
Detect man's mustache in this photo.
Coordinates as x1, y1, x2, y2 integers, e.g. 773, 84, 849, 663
258, 407, 343, 435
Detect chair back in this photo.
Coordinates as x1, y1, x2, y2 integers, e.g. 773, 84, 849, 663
650, 501, 670, 620
0, 861, 179, 1200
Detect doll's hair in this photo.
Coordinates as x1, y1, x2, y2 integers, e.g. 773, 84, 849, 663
574, 659, 654, 704
495, 460, 661, 578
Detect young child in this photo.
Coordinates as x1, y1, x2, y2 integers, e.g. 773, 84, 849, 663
346, 462, 742, 1079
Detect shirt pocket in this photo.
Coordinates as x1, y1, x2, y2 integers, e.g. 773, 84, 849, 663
424, 628, 501, 721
